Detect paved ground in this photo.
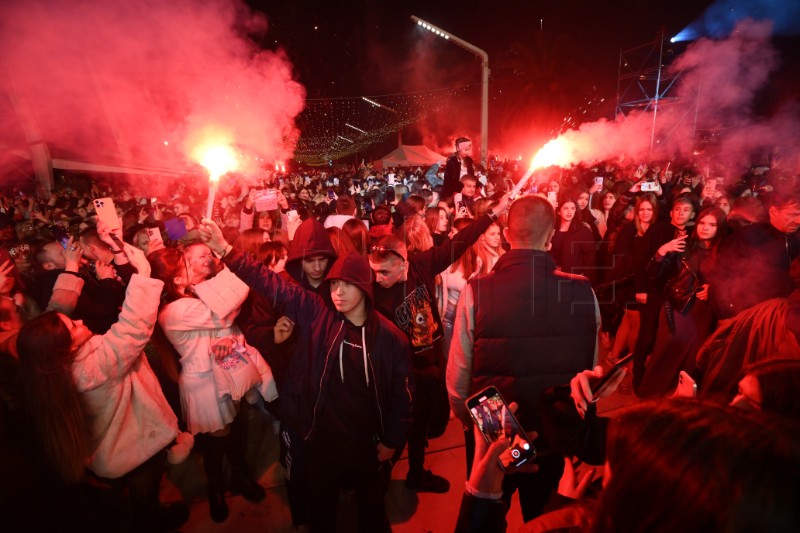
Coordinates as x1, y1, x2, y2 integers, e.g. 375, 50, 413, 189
161, 370, 638, 532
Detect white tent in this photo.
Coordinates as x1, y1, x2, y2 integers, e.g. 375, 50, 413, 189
376, 144, 446, 169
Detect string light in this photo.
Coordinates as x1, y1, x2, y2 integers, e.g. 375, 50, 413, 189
295, 85, 475, 163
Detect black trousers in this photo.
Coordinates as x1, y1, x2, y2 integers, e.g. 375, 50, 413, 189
279, 424, 309, 527
95, 449, 167, 531
306, 435, 392, 533
407, 363, 449, 476
631, 295, 663, 394
501, 452, 565, 522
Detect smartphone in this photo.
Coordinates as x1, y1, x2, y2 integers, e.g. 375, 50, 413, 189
641, 181, 659, 192
50, 224, 71, 249
150, 196, 158, 206
255, 189, 279, 211
466, 386, 536, 472
93, 197, 121, 230
675, 370, 698, 397
146, 227, 164, 248
590, 352, 635, 401
705, 178, 717, 195
547, 191, 558, 204
327, 189, 336, 200
594, 176, 604, 188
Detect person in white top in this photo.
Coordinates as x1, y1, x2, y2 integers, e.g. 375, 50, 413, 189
16, 242, 186, 531
148, 243, 278, 523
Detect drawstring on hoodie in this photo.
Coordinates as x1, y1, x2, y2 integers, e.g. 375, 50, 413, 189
338, 325, 369, 387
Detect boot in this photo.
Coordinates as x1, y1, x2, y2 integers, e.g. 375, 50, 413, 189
200, 434, 229, 523
227, 408, 266, 503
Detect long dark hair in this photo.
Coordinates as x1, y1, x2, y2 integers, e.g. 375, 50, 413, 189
146, 247, 186, 383
596, 399, 800, 532
687, 207, 727, 254
17, 312, 88, 485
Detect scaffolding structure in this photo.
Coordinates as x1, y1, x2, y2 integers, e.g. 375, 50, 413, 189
615, 31, 683, 150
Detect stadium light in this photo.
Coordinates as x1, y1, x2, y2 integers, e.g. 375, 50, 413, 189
411, 15, 489, 165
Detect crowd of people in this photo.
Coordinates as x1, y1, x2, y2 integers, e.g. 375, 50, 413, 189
0, 136, 799, 532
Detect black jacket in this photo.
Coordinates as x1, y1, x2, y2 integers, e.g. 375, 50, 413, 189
469, 250, 598, 433
442, 154, 474, 198
32, 268, 126, 334
711, 223, 797, 318
549, 220, 597, 283
372, 213, 494, 362
224, 251, 413, 449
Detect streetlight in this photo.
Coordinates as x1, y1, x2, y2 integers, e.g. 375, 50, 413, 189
411, 15, 489, 165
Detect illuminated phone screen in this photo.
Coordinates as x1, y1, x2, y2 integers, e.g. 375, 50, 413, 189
468, 388, 536, 471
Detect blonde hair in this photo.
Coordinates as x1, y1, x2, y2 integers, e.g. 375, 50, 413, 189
397, 216, 433, 253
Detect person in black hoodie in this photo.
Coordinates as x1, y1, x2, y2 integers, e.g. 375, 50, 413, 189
369, 193, 510, 493
236, 216, 339, 530
200, 221, 413, 533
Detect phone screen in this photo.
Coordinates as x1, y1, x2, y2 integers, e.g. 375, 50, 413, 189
467, 387, 536, 472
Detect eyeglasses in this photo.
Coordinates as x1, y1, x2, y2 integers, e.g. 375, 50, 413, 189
369, 245, 405, 262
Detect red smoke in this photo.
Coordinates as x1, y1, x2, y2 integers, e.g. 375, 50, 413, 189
0, 0, 305, 188
528, 20, 799, 173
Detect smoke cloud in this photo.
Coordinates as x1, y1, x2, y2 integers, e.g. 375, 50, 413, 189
0, 0, 305, 187
533, 19, 799, 174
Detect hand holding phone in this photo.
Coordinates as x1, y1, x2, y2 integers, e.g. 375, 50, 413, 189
467, 387, 536, 473
94, 197, 121, 230
571, 355, 632, 418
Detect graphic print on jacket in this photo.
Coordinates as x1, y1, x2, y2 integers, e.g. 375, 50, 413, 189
394, 285, 439, 348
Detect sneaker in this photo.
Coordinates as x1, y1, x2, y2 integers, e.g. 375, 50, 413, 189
405, 469, 450, 493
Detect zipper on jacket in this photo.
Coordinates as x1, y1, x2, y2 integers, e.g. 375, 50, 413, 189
365, 351, 385, 439
306, 321, 345, 440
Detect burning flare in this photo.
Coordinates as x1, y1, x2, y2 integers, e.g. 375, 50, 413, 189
193, 143, 239, 182
530, 137, 572, 170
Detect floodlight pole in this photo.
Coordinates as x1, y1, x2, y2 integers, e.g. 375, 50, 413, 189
411, 15, 489, 165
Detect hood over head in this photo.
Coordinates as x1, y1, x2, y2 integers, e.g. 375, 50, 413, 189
323, 251, 374, 309
285, 217, 338, 285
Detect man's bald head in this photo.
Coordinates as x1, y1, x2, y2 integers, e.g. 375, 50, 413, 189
504, 195, 556, 250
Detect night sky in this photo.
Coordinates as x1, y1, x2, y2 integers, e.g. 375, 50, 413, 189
242, 0, 715, 157
242, 0, 799, 160
249, 0, 711, 96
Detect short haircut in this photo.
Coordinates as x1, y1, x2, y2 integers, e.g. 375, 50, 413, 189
335, 195, 356, 215
369, 234, 407, 262
371, 205, 392, 226
506, 196, 555, 245
460, 174, 478, 184
762, 191, 800, 210
455, 137, 470, 147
